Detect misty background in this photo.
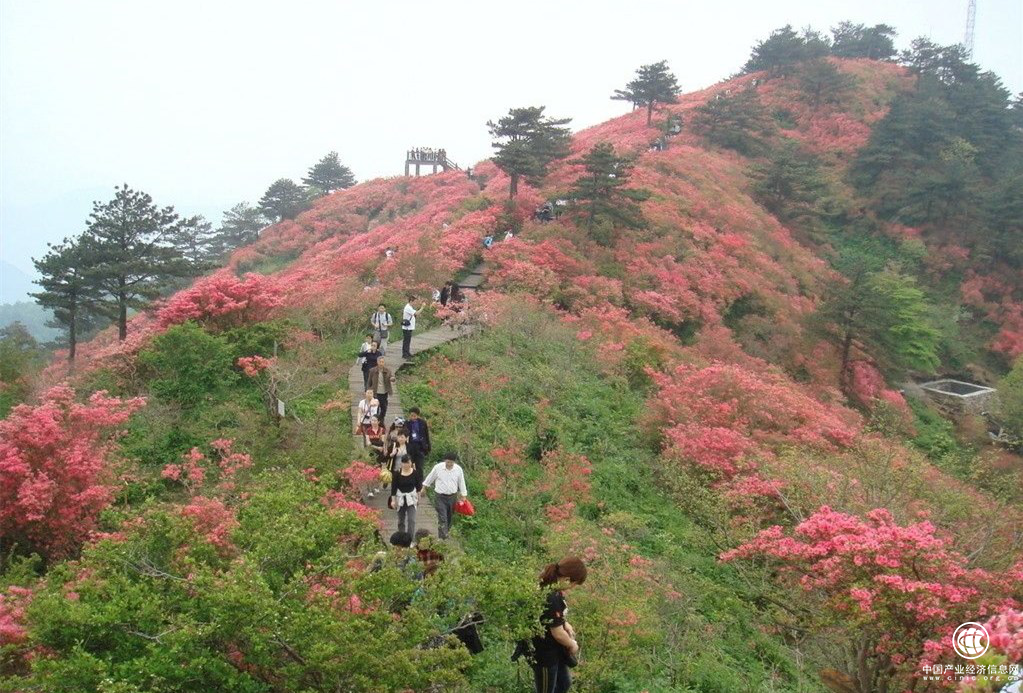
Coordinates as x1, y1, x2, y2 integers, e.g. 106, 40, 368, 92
2, 0, 1021, 306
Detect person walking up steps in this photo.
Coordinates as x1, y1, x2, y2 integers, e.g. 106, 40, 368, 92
404, 407, 431, 475
371, 304, 393, 355
368, 356, 396, 423
401, 296, 420, 359
423, 452, 467, 540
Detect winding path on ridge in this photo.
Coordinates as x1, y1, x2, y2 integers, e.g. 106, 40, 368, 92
349, 264, 485, 539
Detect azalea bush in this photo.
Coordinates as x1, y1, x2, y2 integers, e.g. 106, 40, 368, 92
721, 506, 1014, 693
0, 385, 144, 562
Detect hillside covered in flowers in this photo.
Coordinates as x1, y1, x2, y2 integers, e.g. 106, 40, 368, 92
3, 31, 1022, 693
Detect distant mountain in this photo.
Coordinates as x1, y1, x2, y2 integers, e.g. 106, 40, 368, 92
0, 301, 58, 341
1, 260, 37, 304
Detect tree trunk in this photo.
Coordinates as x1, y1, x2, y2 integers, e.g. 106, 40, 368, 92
647, 101, 654, 125
117, 276, 127, 340
68, 308, 77, 364
840, 328, 855, 394
509, 173, 518, 199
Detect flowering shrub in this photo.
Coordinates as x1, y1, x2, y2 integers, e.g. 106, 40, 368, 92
0, 385, 144, 559
722, 505, 1003, 691
157, 271, 285, 331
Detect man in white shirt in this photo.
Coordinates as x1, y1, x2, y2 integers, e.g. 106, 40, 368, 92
401, 296, 419, 359
422, 452, 467, 540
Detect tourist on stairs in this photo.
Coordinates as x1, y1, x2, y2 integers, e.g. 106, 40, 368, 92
422, 452, 466, 540
401, 295, 420, 359
357, 340, 381, 392
390, 455, 423, 537
368, 355, 395, 423
371, 304, 393, 355
355, 389, 380, 434
404, 407, 431, 476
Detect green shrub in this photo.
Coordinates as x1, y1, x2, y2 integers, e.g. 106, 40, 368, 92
138, 322, 237, 409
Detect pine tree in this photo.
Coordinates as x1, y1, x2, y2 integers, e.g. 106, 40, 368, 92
815, 254, 940, 390
612, 61, 680, 126
743, 25, 830, 77
568, 143, 650, 245
797, 59, 856, 108
259, 178, 307, 222
830, 22, 897, 60
31, 236, 101, 361
210, 203, 267, 259
487, 107, 572, 198
751, 141, 828, 224
690, 90, 775, 156
167, 215, 218, 272
303, 151, 356, 193
85, 185, 194, 340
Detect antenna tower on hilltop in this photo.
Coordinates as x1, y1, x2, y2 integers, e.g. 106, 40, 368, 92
963, 0, 976, 58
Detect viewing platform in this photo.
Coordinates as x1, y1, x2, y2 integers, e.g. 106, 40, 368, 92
405, 148, 459, 176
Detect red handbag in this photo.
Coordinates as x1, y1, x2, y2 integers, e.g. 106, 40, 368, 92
453, 498, 475, 516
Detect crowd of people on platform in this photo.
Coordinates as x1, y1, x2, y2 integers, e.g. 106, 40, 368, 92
408, 147, 446, 162
353, 290, 587, 692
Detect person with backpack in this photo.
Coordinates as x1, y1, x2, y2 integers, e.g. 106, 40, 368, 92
519, 556, 587, 693
401, 296, 420, 359
370, 304, 393, 355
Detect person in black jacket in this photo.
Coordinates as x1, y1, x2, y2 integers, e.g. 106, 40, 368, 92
530, 556, 587, 693
358, 341, 381, 391
389, 455, 423, 536
404, 407, 431, 476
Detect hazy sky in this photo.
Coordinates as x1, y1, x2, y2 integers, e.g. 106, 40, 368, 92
1, 0, 1020, 301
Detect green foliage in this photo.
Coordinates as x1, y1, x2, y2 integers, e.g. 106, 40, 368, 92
0, 322, 44, 417
742, 25, 830, 77
210, 202, 268, 261
399, 305, 817, 690
568, 142, 650, 243
259, 178, 308, 222
997, 356, 1023, 436
138, 322, 237, 409
611, 60, 681, 125
815, 253, 940, 381
796, 58, 857, 108
8, 472, 538, 692
830, 21, 897, 60
221, 320, 294, 361
854, 41, 1022, 240
907, 397, 964, 460
487, 106, 572, 198
303, 151, 356, 193
31, 235, 104, 360
750, 141, 829, 226
85, 185, 198, 340
690, 90, 775, 156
